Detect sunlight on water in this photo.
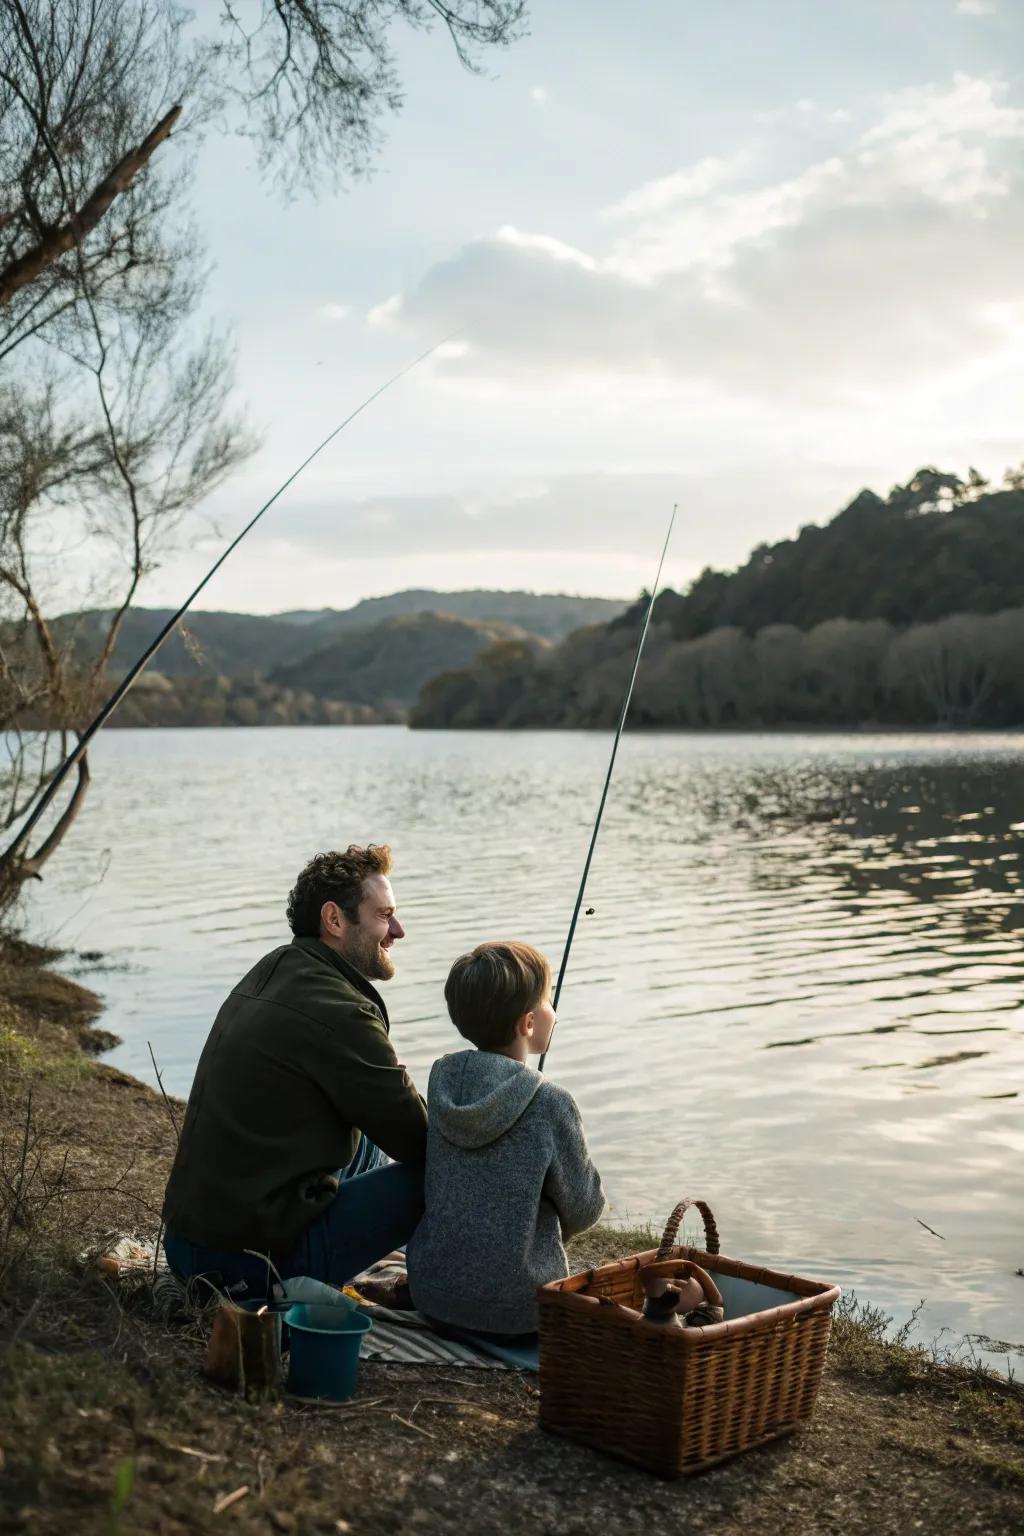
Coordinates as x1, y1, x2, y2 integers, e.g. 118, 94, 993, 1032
24, 727, 1024, 1371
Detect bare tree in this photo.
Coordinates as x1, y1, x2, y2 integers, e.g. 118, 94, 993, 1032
884, 614, 1005, 727
0, 0, 528, 907
0, 2, 210, 352
215, 0, 527, 191
0, 2, 250, 907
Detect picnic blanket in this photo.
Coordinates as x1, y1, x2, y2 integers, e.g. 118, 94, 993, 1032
81, 1235, 539, 1372
353, 1254, 539, 1371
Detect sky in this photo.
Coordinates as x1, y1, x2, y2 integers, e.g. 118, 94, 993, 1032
134, 0, 1024, 614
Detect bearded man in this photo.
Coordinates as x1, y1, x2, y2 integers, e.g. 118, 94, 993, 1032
162, 845, 427, 1293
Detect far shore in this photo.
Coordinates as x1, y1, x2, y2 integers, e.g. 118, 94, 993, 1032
98, 718, 1024, 735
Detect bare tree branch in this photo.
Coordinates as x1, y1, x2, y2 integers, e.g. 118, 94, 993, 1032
0, 103, 182, 307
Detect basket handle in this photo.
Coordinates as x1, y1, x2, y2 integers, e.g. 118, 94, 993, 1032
655, 1198, 720, 1260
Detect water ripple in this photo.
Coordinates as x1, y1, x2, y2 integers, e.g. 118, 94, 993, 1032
24, 725, 1024, 1371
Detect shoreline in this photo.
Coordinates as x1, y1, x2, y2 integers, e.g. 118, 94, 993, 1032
68, 718, 1024, 735
1, 935, 1022, 1534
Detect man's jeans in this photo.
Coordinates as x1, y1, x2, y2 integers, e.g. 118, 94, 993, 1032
163, 1139, 424, 1296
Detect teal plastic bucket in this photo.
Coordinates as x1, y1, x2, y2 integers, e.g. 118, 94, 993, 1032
284, 1303, 372, 1401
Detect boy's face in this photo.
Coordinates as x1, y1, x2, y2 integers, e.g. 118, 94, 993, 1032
525, 994, 556, 1055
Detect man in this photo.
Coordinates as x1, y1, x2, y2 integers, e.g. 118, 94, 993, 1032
162, 845, 427, 1293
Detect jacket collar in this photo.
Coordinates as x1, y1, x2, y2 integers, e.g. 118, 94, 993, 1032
290, 935, 390, 1027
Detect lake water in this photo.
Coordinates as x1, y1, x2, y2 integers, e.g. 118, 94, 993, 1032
23, 726, 1024, 1370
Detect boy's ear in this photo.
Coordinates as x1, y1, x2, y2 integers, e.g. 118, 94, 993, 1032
519, 1010, 535, 1038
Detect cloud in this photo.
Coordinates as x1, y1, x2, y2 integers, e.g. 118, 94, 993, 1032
603, 155, 747, 220
530, 85, 548, 104
217, 470, 790, 578
957, 1, 996, 15
494, 224, 597, 271
364, 76, 1024, 402
318, 302, 351, 322
367, 293, 404, 328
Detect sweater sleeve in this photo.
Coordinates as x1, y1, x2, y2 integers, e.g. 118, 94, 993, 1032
542, 1085, 606, 1239
313, 1002, 428, 1166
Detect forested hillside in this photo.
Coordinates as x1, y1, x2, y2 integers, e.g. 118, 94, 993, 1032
269, 612, 537, 709
412, 467, 1024, 731
54, 589, 622, 679
13, 590, 613, 726
278, 589, 625, 640
651, 467, 1024, 639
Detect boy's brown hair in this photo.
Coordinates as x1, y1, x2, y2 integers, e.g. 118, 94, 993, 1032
444, 941, 551, 1050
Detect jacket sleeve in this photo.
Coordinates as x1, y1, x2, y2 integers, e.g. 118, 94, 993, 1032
542, 1086, 606, 1238
313, 1002, 428, 1166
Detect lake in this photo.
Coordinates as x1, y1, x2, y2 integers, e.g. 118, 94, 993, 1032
24, 726, 1024, 1370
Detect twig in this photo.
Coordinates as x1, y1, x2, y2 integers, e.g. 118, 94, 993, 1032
147, 1041, 181, 1141
139, 1433, 224, 1464
285, 1395, 387, 1413
152, 1219, 165, 1286
212, 1485, 249, 1515
391, 1413, 434, 1439
5, 1294, 42, 1351
915, 1218, 946, 1240
411, 1397, 508, 1425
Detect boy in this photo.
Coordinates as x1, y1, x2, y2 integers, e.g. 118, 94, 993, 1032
406, 940, 605, 1340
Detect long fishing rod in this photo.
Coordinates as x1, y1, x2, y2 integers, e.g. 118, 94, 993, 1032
538, 503, 677, 1073
0, 338, 450, 882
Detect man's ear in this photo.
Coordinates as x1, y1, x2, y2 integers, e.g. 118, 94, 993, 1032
321, 900, 346, 939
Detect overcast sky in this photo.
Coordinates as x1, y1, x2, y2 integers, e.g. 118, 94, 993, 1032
135, 0, 1024, 614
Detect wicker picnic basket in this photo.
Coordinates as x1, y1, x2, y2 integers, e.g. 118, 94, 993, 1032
537, 1197, 841, 1477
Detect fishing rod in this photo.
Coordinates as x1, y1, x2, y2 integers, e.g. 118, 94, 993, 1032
538, 502, 678, 1073
0, 338, 451, 884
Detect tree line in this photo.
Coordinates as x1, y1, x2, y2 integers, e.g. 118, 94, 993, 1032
640, 467, 1024, 641
412, 468, 1024, 731
413, 607, 1024, 732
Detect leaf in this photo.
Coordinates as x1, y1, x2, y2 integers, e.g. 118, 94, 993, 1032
108, 1456, 136, 1535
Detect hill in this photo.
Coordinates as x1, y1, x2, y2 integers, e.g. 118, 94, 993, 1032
652, 467, 1024, 640
50, 590, 623, 682
277, 589, 626, 640
57, 607, 317, 679
411, 466, 1024, 731
269, 611, 540, 709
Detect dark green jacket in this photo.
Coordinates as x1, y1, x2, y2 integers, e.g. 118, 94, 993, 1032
162, 936, 427, 1251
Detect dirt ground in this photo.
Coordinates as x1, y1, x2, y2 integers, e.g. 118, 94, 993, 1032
1, 938, 1022, 1536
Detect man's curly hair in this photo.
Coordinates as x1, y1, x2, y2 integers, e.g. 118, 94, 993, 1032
286, 845, 393, 937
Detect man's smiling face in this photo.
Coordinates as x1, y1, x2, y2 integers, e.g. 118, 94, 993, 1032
336, 872, 405, 981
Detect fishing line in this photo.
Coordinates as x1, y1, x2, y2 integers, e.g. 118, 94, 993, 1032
0, 337, 453, 881
538, 502, 678, 1073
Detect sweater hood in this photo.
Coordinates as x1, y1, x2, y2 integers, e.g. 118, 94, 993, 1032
428, 1051, 543, 1149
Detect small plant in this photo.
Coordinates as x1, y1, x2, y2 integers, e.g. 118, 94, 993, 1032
108, 1456, 136, 1536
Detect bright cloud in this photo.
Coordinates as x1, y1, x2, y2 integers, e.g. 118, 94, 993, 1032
367, 293, 404, 328
364, 77, 1024, 402
957, 1, 996, 15
318, 302, 351, 321
603, 155, 747, 221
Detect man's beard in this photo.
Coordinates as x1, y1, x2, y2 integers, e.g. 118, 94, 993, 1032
349, 928, 396, 982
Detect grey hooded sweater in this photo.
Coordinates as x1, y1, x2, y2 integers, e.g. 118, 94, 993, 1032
406, 1050, 605, 1335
